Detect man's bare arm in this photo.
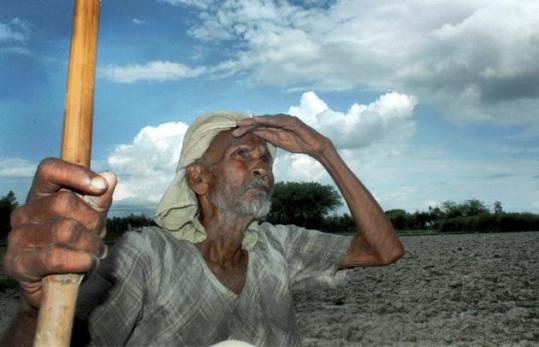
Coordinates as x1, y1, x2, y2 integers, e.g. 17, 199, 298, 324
233, 114, 404, 267
315, 142, 404, 267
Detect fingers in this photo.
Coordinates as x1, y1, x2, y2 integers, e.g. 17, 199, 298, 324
27, 158, 108, 203
11, 191, 103, 231
84, 171, 117, 215
235, 114, 330, 158
251, 128, 283, 146
237, 114, 295, 128
9, 245, 98, 308
13, 171, 116, 230
5, 159, 116, 309
7, 218, 105, 257
4, 247, 96, 284
233, 114, 298, 137
232, 125, 256, 137
4, 215, 106, 308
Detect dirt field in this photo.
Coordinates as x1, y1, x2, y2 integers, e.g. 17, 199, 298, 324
1, 232, 538, 346
294, 232, 539, 346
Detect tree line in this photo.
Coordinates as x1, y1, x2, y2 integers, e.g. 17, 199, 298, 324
1, 183, 538, 241
267, 183, 539, 233
384, 200, 539, 233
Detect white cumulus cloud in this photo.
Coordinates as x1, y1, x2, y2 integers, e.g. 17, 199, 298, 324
107, 122, 188, 204
288, 91, 417, 149
273, 91, 418, 190
99, 61, 207, 83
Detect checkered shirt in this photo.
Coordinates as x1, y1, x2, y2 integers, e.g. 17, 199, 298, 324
76, 223, 352, 346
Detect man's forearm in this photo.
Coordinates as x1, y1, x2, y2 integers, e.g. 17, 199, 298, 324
315, 142, 404, 266
1, 302, 38, 347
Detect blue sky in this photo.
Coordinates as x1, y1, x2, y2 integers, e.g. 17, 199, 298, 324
1, 0, 538, 216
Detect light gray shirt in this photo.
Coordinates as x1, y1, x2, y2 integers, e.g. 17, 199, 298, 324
77, 223, 352, 346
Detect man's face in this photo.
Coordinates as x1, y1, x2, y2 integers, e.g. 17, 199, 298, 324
202, 130, 274, 218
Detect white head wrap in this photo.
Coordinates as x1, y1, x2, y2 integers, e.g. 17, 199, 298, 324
154, 111, 276, 250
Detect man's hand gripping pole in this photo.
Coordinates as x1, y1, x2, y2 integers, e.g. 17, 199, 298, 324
33, 0, 101, 346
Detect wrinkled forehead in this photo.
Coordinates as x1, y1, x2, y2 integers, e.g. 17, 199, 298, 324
201, 129, 269, 164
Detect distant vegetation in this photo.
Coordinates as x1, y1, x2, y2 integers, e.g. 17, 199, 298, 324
0, 191, 18, 241
267, 182, 342, 229
384, 199, 539, 234
437, 213, 539, 233
1, 184, 538, 241
106, 214, 157, 240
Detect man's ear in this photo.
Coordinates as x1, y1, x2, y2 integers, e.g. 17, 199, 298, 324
186, 164, 210, 195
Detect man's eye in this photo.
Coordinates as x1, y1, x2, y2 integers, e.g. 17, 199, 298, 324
262, 154, 271, 163
237, 148, 248, 156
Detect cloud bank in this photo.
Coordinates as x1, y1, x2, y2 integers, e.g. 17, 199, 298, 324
288, 91, 417, 150
107, 121, 188, 204
153, 0, 539, 127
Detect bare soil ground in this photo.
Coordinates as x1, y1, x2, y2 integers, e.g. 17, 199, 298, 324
294, 232, 539, 346
1, 232, 538, 346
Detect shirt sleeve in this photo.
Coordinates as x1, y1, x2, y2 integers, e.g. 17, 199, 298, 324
264, 223, 353, 289
76, 230, 149, 346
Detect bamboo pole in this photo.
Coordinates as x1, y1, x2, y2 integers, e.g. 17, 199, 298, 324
34, 0, 101, 345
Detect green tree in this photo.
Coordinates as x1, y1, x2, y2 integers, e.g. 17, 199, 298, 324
439, 199, 490, 218
427, 205, 445, 224
409, 210, 433, 229
440, 200, 461, 218
460, 199, 490, 216
106, 214, 156, 239
385, 209, 410, 230
322, 213, 355, 233
493, 201, 503, 214
268, 182, 342, 229
0, 191, 19, 239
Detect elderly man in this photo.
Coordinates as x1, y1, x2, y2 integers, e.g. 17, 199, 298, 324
3, 113, 403, 346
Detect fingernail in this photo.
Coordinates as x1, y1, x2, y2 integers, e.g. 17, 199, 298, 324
90, 176, 107, 191
99, 244, 108, 260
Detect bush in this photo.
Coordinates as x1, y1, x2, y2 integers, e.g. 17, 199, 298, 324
320, 213, 355, 233
106, 214, 156, 239
438, 213, 539, 233
498, 213, 539, 232
0, 191, 18, 240
385, 209, 409, 230
268, 182, 342, 229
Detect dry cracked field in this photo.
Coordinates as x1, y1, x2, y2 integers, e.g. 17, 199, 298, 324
294, 232, 539, 346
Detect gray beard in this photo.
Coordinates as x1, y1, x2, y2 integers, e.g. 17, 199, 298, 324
209, 177, 272, 219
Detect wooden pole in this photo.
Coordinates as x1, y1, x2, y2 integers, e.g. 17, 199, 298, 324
34, 0, 101, 345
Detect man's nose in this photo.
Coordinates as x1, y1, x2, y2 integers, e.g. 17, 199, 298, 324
251, 159, 270, 181
252, 166, 267, 180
